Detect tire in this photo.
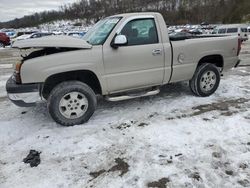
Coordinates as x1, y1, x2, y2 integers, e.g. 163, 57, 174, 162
0, 42, 5, 48
189, 63, 220, 97
47, 81, 97, 126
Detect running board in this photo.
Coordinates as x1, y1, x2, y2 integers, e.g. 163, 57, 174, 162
106, 89, 160, 102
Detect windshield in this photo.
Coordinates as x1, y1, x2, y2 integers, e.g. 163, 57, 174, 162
83, 17, 121, 45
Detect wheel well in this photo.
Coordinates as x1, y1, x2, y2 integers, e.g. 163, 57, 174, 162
42, 70, 102, 99
198, 55, 224, 69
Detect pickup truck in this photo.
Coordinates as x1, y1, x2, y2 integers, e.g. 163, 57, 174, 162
6, 12, 241, 126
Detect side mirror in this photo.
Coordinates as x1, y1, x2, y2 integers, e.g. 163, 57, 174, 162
111, 35, 127, 48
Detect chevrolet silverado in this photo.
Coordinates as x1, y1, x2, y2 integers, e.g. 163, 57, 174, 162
6, 12, 241, 126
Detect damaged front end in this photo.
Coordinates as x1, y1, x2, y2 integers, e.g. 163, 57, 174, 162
13, 47, 83, 84
6, 35, 93, 107
12, 35, 92, 83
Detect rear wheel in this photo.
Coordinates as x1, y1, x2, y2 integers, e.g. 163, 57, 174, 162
189, 63, 221, 97
47, 81, 97, 126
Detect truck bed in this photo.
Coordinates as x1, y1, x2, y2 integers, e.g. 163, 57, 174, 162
169, 34, 239, 83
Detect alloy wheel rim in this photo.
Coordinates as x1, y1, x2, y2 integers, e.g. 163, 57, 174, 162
59, 92, 88, 119
200, 71, 217, 92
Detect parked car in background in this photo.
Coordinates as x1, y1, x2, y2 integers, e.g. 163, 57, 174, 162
0, 32, 10, 47
67, 31, 86, 38
29, 32, 55, 38
12, 31, 36, 38
5, 31, 16, 39
14, 34, 33, 41
212, 28, 218, 34
12, 32, 54, 44
189, 28, 203, 35
214, 24, 248, 41
52, 31, 64, 35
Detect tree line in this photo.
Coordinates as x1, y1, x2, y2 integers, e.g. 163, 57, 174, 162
0, 0, 249, 29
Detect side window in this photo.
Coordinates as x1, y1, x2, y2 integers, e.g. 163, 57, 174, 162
218, 28, 226, 34
120, 18, 158, 46
227, 28, 238, 33
241, 28, 247, 32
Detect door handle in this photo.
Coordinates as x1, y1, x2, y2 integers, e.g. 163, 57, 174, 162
152, 49, 162, 56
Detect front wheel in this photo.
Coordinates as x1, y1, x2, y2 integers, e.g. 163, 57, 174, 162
189, 63, 221, 97
47, 81, 97, 126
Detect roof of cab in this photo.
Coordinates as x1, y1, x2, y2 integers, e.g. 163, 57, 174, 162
109, 12, 160, 18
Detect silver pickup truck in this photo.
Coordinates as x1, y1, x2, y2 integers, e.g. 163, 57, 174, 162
6, 12, 241, 126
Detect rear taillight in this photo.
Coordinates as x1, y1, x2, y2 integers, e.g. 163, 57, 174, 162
237, 38, 242, 56
14, 62, 22, 84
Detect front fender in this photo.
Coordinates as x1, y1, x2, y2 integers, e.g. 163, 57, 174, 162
20, 46, 107, 93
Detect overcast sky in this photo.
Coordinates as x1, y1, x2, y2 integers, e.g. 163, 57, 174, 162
0, 0, 78, 22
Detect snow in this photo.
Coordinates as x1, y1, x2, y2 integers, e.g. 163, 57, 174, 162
39, 19, 92, 33
0, 66, 11, 98
0, 50, 250, 187
0, 64, 12, 69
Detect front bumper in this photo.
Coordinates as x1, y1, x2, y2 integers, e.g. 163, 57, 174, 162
6, 77, 42, 107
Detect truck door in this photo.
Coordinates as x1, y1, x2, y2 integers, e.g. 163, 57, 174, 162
103, 18, 164, 93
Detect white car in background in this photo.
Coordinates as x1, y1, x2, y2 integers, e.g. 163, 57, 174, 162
52, 31, 64, 35
214, 24, 248, 41
66, 31, 86, 38
12, 32, 54, 44
14, 34, 32, 41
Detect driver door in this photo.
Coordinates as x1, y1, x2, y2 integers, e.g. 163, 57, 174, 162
103, 18, 164, 93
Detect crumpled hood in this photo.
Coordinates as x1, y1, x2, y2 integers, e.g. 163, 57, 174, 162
12, 35, 92, 49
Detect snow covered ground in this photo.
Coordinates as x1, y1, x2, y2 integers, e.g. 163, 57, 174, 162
0, 43, 250, 188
